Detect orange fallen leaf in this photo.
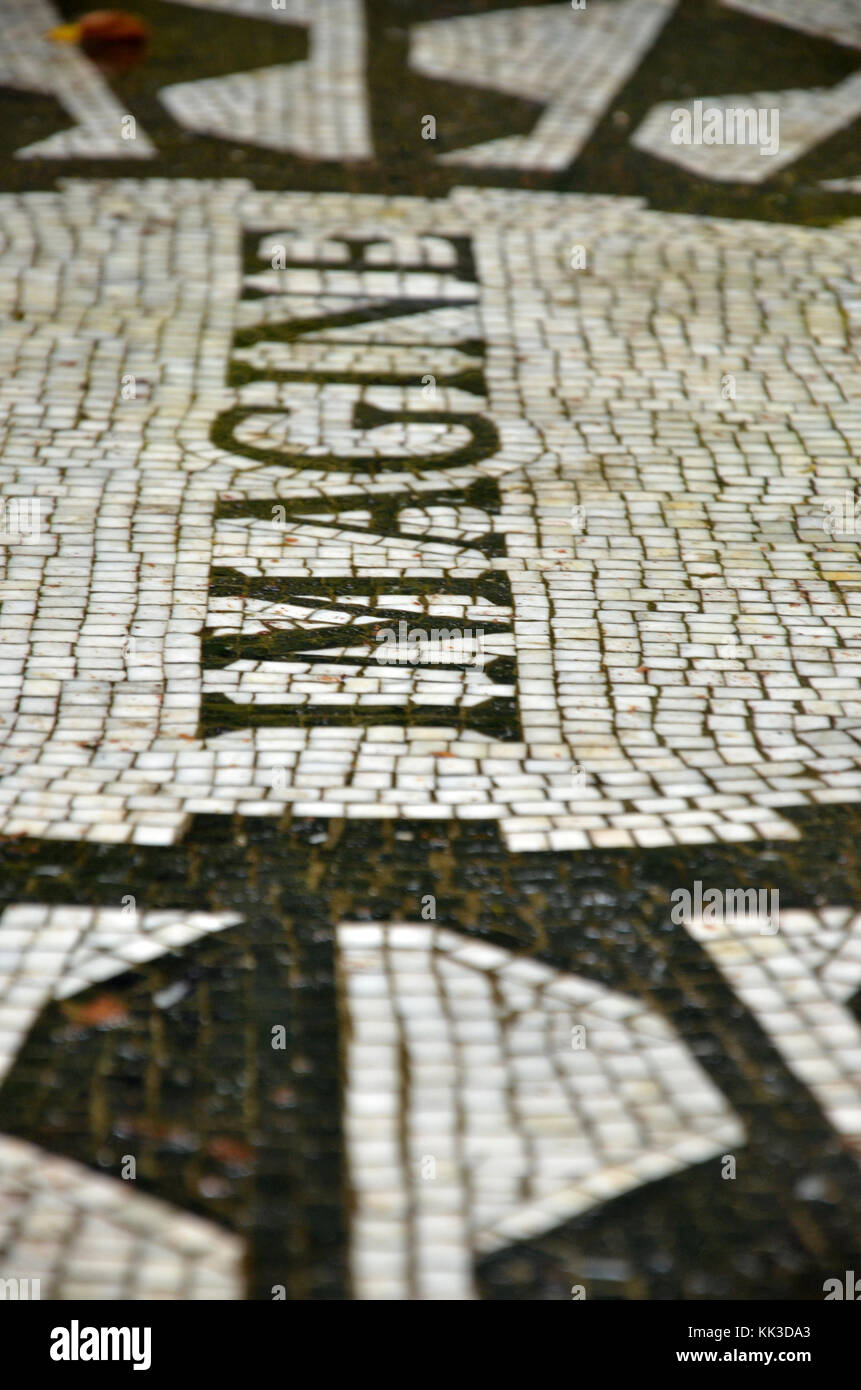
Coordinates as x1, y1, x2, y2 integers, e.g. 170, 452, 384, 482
50, 11, 149, 47
208, 1137, 255, 1166
63, 994, 128, 1028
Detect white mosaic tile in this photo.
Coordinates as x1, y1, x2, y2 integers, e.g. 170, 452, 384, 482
4, 181, 861, 851
632, 75, 861, 183
0, 903, 242, 1298
0, 0, 155, 160
821, 177, 861, 193
686, 909, 861, 1152
409, 0, 676, 171
338, 921, 743, 1300
722, 0, 861, 51
160, 0, 371, 162
0, 1133, 243, 1299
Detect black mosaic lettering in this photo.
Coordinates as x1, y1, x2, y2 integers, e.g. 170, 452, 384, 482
210, 401, 498, 475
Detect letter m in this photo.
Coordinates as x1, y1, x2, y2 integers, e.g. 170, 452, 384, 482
199, 568, 519, 742
724, 888, 757, 921
0, 1278, 38, 1299
102, 1329, 129, 1360
727, 108, 757, 145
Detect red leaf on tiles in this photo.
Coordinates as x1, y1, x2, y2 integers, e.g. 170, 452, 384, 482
63, 994, 129, 1028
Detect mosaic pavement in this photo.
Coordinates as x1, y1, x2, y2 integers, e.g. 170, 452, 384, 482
2, 0, 861, 1303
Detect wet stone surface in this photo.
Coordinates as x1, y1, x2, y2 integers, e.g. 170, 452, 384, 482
2, 0, 861, 1300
